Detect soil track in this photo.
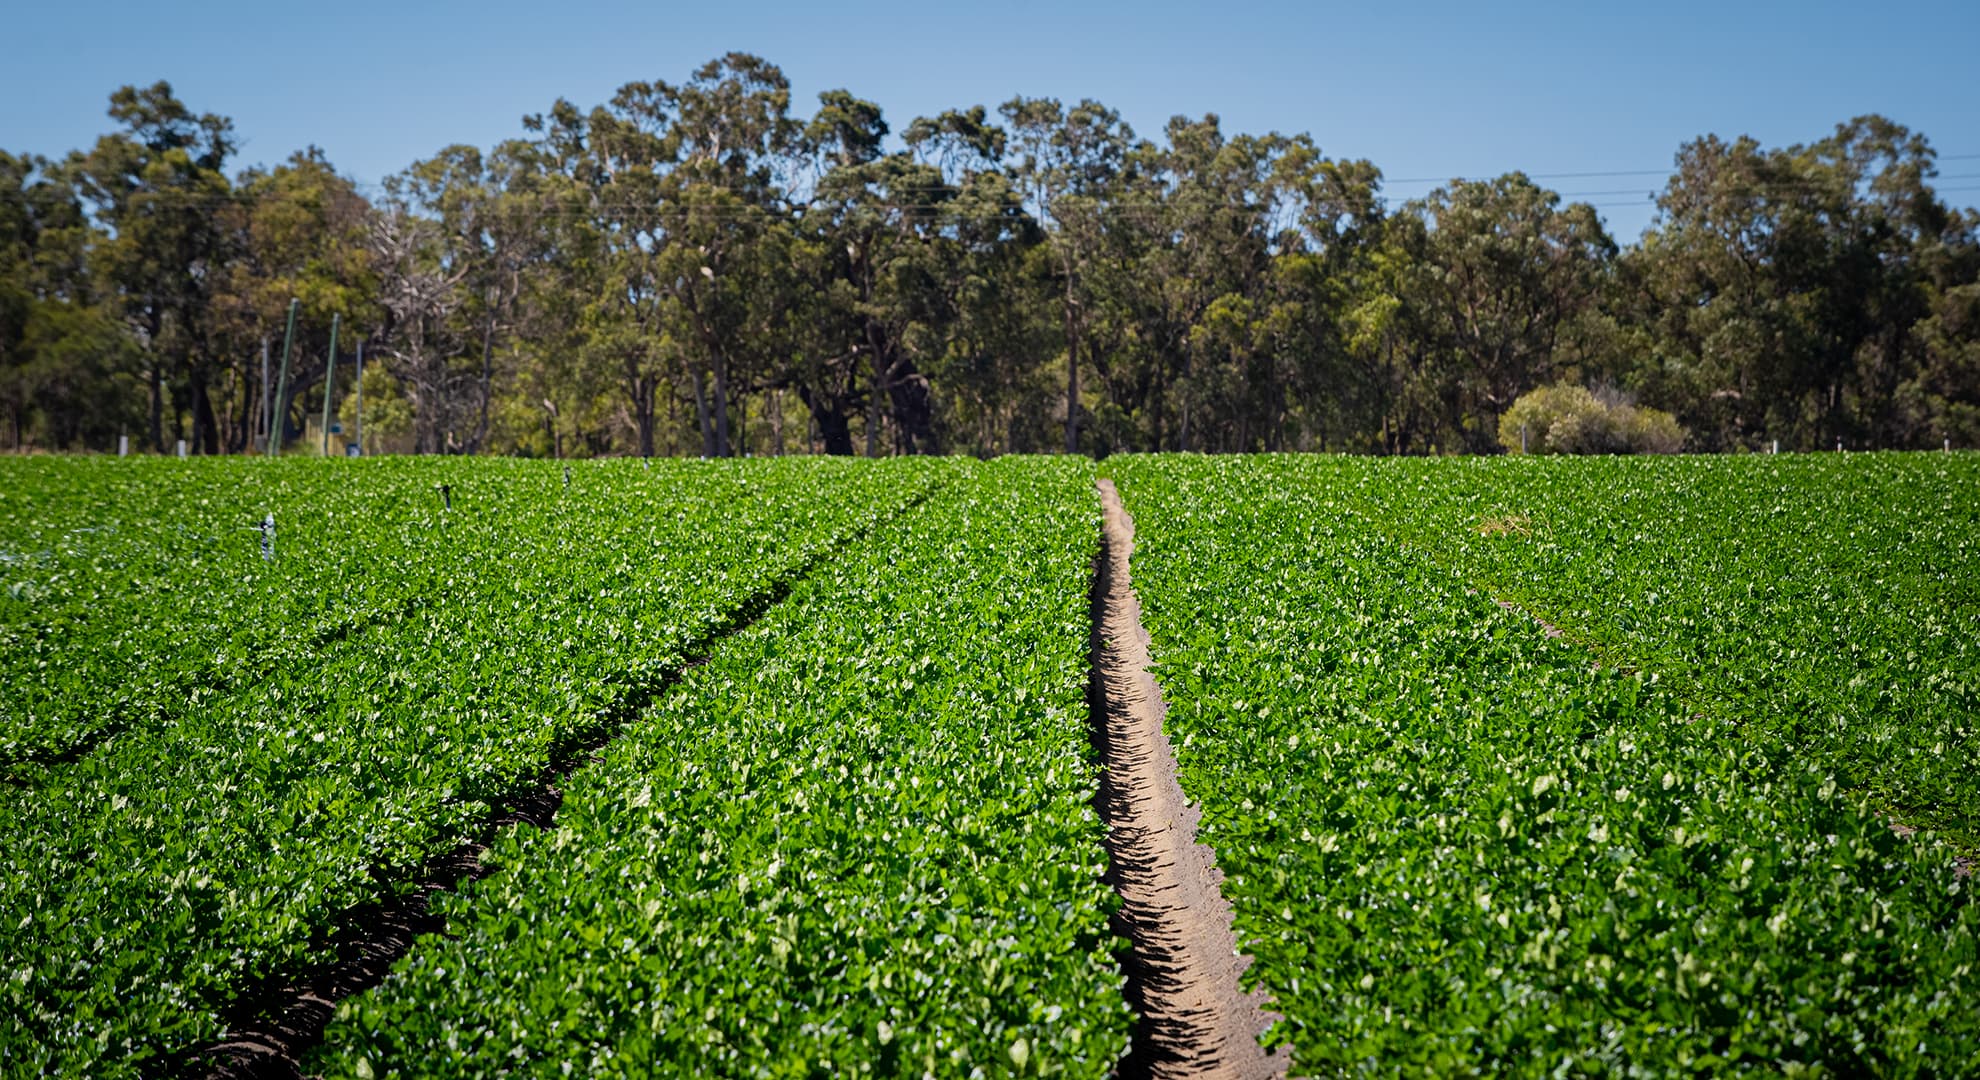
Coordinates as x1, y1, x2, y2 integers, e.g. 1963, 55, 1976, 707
1089, 479, 1287, 1080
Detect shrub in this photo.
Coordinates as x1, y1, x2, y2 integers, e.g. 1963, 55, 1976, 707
1499, 382, 1685, 454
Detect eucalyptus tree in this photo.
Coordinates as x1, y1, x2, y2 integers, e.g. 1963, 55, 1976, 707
367, 189, 472, 454
1107, 115, 1303, 451
1000, 97, 1134, 453
1269, 151, 1387, 450
803, 92, 983, 456
904, 109, 1054, 455
212, 148, 376, 451
1390, 173, 1615, 451
0, 150, 134, 450
529, 92, 676, 457
797, 90, 903, 455
521, 55, 800, 458
71, 82, 237, 452
391, 143, 546, 452
1626, 116, 1978, 448
653, 53, 804, 457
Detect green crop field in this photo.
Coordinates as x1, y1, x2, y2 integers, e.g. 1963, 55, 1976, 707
2, 453, 1974, 1078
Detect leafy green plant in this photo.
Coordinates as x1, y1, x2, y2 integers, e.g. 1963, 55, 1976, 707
310, 457, 1131, 1078
0, 455, 943, 1076
1110, 453, 1976, 1075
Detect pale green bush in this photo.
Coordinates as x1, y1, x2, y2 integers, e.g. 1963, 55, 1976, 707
1499, 383, 1686, 454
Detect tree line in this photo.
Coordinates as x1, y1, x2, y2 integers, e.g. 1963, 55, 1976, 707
3, 54, 1977, 458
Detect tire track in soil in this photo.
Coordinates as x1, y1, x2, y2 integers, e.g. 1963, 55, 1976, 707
172, 482, 943, 1080
1088, 479, 1287, 1080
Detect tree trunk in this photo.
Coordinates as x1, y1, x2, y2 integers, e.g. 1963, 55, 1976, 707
473, 310, 495, 453
770, 387, 785, 456
1063, 307, 1080, 455
634, 373, 657, 458
710, 347, 733, 458
799, 384, 856, 456
229, 357, 252, 453
818, 408, 854, 455
866, 350, 883, 458
191, 368, 219, 455
691, 368, 716, 457
148, 361, 165, 453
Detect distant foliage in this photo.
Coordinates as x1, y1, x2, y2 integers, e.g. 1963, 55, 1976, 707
3, 71, 1976, 457
1498, 383, 1685, 454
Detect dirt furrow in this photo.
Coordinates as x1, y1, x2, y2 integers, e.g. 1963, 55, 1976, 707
1088, 479, 1286, 1080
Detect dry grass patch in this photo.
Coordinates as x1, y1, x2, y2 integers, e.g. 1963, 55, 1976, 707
1478, 514, 1532, 537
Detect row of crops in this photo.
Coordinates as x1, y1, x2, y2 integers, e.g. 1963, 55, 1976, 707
1111, 454, 1978, 1074
3, 452, 1974, 1076
312, 457, 1128, 1076
1, 456, 949, 1074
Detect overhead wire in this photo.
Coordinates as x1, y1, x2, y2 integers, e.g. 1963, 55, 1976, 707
39, 156, 1980, 220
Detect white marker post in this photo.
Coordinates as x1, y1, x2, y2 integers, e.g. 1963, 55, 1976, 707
118, 435, 128, 457
176, 439, 188, 459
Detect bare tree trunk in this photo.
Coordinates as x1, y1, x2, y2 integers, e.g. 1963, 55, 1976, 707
691, 368, 715, 457
1063, 290, 1080, 455
710, 347, 733, 458
820, 409, 854, 455
866, 351, 883, 458
473, 309, 495, 452
1176, 393, 1189, 454
148, 361, 165, 453
229, 357, 252, 453
666, 386, 678, 456
191, 369, 219, 455
634, 373, 657, 458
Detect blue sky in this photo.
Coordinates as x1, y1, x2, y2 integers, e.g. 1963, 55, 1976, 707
5, 0, 1977, 241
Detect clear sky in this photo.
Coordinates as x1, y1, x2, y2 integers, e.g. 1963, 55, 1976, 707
5, 0, 1977, 242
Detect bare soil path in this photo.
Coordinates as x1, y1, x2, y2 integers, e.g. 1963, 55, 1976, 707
1089, 479, 1287, 1080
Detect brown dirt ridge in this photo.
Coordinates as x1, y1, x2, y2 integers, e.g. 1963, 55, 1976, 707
1088, 479, 1288, 1080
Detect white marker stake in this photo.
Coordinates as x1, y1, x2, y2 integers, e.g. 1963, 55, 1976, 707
118, 435, 129, 457
1771, 439, 1778, 455
176, 439, 188, 459
261, 514, 276, 561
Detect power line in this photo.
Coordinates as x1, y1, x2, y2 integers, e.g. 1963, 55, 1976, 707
67, 173, 1980, 211
1387, 168, 1672, 185
1388, 157, 1980, 186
